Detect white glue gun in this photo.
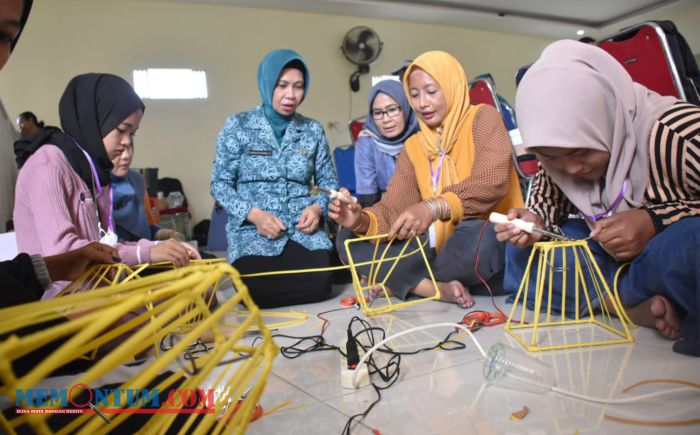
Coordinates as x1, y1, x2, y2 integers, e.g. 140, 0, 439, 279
489, 212, 571, 241
310, 186, 358, 204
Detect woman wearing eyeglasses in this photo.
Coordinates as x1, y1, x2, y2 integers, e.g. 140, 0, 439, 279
332, 51, 523, 307
354, 80, 419, 207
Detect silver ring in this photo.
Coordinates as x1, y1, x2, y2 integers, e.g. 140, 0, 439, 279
402, 225, 410, 232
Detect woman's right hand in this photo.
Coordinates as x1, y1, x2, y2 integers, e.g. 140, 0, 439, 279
493, 208, 544, 248
247, 207, 287, 239
150, 239, 193, 267
45, 242, 119, 282
328, 187, 362, 229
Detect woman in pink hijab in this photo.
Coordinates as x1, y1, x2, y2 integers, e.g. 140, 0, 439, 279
495, 40, 700, 357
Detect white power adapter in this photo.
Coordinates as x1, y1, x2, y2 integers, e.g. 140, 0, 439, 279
339, 341, 370, 389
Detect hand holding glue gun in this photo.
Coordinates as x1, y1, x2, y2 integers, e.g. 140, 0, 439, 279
491, 209, 571, 248
327, 187, 364, 231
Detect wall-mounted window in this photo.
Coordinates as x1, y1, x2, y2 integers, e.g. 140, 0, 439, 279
133, 68, 208, 99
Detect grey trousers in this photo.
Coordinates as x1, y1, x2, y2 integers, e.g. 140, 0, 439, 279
336, 220, 506, 299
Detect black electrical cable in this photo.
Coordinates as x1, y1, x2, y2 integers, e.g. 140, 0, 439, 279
253, 313, 472, 434
273, 306, 357, 358
338, 316, 467, 433
341, 384, 382, 435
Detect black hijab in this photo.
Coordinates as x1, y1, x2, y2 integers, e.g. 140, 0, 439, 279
14, 73, 145, 188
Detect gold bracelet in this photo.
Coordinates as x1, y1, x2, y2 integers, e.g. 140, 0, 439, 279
440, 198, 448, 220
423, 199, 439, 222
436, 197, 451, 220
432, 199, 440, 221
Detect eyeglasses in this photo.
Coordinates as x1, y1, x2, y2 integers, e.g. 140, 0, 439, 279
120, 143, 134, 155
371, 105, 401, 120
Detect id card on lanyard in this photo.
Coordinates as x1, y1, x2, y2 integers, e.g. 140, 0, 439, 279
72, 138, 118, 246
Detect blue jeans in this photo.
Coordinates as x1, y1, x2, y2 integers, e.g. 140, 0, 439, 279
504, 217, 700, 356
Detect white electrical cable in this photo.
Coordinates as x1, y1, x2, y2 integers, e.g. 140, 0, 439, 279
349, 322, 698, 406
351, 322, 485, 388
551, 385, 698, 404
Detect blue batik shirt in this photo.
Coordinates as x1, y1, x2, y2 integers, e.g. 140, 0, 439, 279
211, 105, 339, 263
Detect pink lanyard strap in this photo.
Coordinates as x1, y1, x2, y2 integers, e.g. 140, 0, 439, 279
71, 137, 114, 232
430, 152, 447, 195
582, 180, 628, 223
429, 132, 446, 195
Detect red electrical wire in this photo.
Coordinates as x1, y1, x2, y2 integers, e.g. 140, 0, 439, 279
473, 220, 507, 317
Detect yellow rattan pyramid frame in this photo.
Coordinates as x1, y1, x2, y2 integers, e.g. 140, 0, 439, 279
505, 240, 634, 352
344, 234, 440, 316
0, 263, 278, 435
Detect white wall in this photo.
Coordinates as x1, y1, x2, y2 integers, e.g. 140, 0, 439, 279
0, 0, 698, 223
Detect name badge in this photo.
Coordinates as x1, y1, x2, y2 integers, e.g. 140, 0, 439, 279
248, 150, 272, 157
99, 229, 118, 247
428, 224, 436, 249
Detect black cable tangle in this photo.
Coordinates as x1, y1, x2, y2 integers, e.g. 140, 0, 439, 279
270, 306, 357, 358
350, 316, 466, 356
248, 312, 471, 434
159, 334, 202, 375
160, 334, 252, 375
339, 316, 467, 433
276, 333, 344, 359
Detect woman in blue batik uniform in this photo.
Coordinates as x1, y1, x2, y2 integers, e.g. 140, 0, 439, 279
211, 49, 339, 308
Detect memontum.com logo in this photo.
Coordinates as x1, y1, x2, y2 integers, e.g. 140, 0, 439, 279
15, 383, 216, 423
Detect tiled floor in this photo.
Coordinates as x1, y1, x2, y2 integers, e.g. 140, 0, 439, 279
9, 275, 697, 434
240, 283, 700, 435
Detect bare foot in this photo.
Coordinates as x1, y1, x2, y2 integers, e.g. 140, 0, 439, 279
626, 295, 681, 340
440, 281, 475, 308
368, 284, 390, 298
412, 279, 474, 308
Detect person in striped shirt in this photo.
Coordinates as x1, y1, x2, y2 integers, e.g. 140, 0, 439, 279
494, 40, 700, 357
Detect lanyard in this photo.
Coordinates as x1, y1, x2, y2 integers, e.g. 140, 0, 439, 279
582, 180, 628, 223
70, 136, 114, 233
429, 132, 446, 195
427, 131, 446, 249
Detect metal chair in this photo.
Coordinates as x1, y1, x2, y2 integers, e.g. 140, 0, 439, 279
598, 21, 700, 104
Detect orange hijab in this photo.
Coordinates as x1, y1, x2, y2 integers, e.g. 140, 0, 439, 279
402, 51, 523, 250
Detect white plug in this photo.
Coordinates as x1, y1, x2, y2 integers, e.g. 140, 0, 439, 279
489, 212, 535, 234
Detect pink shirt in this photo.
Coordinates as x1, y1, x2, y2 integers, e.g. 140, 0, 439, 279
14, 145, 154, 299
